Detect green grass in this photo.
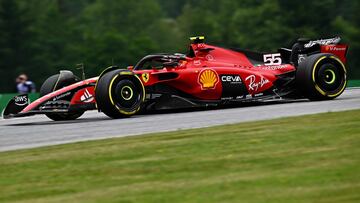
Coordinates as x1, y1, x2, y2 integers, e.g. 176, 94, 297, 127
1, 110, 360, 203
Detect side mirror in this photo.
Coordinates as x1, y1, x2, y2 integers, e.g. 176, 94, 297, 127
127, 66, 134, 71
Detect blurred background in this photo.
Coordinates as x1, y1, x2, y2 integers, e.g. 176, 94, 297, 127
0, 0, 359, 93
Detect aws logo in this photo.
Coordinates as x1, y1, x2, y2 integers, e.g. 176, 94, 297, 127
198, 69, 219, 90
14, 95, 28, 106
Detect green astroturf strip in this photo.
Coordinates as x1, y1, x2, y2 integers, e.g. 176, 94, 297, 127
348, 80, 360, 87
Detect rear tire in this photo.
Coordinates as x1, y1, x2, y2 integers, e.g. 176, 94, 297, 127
296, 53, 347, 100
95, 70, 145, 118
40, 73, 84, 121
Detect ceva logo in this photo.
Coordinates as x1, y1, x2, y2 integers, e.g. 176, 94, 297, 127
221, 75, 242, 83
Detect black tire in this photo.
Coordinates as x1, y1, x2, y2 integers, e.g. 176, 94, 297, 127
95, 70, 145, 118
40, 74, 60, 97
40, 73, 84, 121
296, 53, 347, 100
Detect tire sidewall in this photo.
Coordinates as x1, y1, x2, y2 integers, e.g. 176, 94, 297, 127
296, 53, 347, 100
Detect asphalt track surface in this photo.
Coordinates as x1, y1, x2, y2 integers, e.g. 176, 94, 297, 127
1, 88, 360, 152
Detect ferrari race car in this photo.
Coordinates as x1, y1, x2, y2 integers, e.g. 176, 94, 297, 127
3, 36, 348, 121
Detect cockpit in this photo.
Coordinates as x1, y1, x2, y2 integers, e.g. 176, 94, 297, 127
133, 53, 187, 70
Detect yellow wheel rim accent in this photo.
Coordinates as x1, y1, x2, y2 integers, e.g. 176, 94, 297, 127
108, 75, 119, 105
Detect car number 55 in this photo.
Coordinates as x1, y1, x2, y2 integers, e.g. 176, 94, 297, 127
263, 53, 282, 65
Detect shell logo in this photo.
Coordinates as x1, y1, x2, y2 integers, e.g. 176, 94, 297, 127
198, 69, 219, 89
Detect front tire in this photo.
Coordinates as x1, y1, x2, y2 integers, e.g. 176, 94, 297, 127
296, 53, 347, 100
95, 70, 145, 118
40, 72, 84, 121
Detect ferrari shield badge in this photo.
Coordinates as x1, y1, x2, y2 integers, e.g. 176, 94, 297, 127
142, 73, 150, 83
198, 69, 218, 89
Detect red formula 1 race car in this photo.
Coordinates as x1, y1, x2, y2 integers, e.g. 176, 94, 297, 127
3, 36, 348, 121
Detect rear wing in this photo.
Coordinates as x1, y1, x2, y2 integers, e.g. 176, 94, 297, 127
304, 36, 342, 48
304, 37, 348, 63
278, 36, 349, 66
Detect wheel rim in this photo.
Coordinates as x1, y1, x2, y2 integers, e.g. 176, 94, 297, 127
323, 69, 336, 84
120, 86, 133, 101
114, 80, 141, 109
315, 61, 345, 94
